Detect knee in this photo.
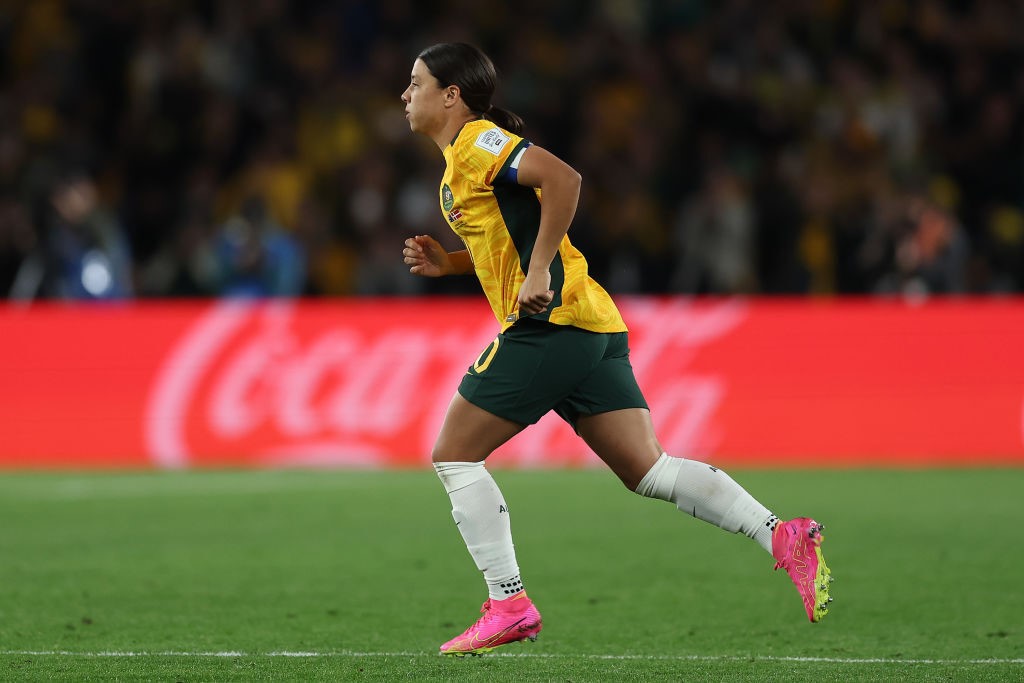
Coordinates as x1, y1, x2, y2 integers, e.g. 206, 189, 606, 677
429, 436, 457, 463
619, 470, 646, 493
616, 451, 664, 493
431, 448, 453, 464
431, 446, 484, 465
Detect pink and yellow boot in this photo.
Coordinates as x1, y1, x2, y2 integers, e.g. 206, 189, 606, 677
440, 592, 543, 656
772, 517, 833, 622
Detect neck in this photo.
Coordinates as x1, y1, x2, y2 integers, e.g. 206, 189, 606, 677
431, 113, 478, 150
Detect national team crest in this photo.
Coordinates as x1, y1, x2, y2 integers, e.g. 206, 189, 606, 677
441, 184, 454, 211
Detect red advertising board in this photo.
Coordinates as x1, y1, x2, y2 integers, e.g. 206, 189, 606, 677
1, 298, 1022, 469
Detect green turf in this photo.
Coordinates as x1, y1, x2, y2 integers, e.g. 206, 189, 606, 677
0, 468, 1021, 681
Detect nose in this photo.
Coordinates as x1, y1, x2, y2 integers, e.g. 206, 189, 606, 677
401, 89, 410, 104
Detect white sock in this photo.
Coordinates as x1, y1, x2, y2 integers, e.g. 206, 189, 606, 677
434, 461, 523, 600
635, 453, 778, 554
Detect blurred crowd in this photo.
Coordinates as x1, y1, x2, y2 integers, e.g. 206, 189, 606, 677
1, 0, 1022, 300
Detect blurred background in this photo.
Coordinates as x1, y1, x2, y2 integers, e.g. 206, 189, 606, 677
1, 0, 1022, 303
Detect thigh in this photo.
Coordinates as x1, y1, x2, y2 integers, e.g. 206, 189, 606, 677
432, 391, 526, 462
576, 408, 663, 490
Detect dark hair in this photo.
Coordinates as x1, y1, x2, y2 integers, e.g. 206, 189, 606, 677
417, 42, 524, 135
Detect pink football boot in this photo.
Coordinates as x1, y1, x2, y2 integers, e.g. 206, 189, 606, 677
440, 592, 543, 656
772, 517, 833, 622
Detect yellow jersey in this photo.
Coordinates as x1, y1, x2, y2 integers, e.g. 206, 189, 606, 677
440, 119, 627, 333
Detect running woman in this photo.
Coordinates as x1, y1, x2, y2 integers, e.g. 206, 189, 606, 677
400, 42, 832, 657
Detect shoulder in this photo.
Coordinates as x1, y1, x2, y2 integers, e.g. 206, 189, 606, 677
453, 120, 523, 160
451, 121, 531, 184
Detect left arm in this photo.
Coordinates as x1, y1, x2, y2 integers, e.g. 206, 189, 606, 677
512, 145, 583, 315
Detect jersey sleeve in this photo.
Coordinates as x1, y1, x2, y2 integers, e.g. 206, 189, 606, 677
455, 124, 530, 187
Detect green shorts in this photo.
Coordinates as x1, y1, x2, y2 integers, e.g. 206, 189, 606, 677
458, 318, 649, 430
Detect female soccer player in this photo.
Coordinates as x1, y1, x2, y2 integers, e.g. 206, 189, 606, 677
400, 43, 832, 657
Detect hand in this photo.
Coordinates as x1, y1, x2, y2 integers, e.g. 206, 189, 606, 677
517, 269, 554, 316
403, 235, 450, 277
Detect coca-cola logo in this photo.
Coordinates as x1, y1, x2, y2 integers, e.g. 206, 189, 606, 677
144, 298, 748, 469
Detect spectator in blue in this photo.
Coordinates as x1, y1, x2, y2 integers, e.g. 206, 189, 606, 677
213, 195, 306, 297
44, 171, 133, 300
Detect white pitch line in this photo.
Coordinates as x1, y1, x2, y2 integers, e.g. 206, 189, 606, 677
1, 651, 1022, 665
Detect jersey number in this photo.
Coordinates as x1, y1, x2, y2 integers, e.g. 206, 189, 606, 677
473, 337, 501, 374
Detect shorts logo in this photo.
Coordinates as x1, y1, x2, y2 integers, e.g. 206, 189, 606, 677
447, 209, 462, 223
441, 184, 454, 211
474, 128, 510, 155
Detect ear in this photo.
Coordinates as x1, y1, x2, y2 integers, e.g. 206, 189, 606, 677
442, 84, 461, 109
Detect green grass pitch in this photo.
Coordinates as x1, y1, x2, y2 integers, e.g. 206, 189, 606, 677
1, 467, 1022, 681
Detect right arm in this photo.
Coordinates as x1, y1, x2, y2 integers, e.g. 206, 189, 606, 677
403, 235, 474, 276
